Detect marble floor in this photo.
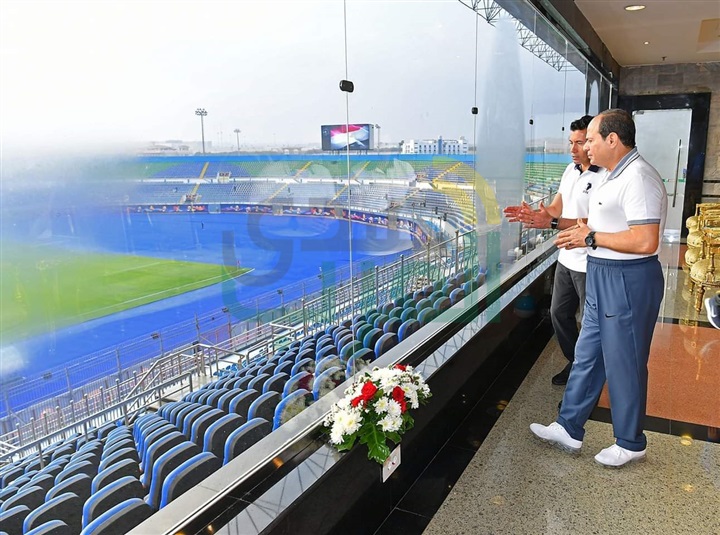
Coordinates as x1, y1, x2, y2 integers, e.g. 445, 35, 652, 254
423, 338, 720, 535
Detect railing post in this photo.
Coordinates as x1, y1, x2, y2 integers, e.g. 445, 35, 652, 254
43, 412, 49, 436
55, 405, 62, 428
16, 421, 23, 447
455, 230, 459, 269
30, 417, 37, 441
302, 298, 308, 336
115, 379, 121, 404
426, 242, 431, 284
69, 400, 75, 424
84, 394, 90, 421
99, 387, 105, 411
375, 266, 380, 309
400, 254, 405, 294
115, 349, 122, 383
65, 367, 73, 401
38, 442, 44, 469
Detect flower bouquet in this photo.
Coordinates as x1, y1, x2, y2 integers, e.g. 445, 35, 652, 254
323, 364, 431, 464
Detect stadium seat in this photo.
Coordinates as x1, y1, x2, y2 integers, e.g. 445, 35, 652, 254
0, 504, 31, 534
373, 314, 389, 330
55, 461, 96, 485
400, 308, 417, 322
224, 419, 272, 465
352, 313, 366, 324
263, 372, 289, 394
282, 372, 314, 398
314, 344, 337, 362
233, 375, 254, 391
393, 296, 405, 308
429, 290, 445, 304
98, 448, 139, 472
316, 355, 342, 376
25, 473, 54, 495
146, 442, 201, 510
365, 313, 380, 327
189, 409, 225, 447
216, 390, 244, 412
0, 486, 18, 503
416, 298, 432, 311
247, 392, 281, 421
79, 498, 154, 535
247, 373, 271, 392
203, 414, 245, 459
312, 367, 345, 401
91, 459, 140, 493
25, 519, 72, 535
50, 446, 75, 463
46, 473, 92, 502
96, 423, 118, 441
290, 357, 315, 376
82, 476, 145, 529
273, 389, 311, 430
346, 348, 374, 377
398, 319, 420, 342
181, 405, 215, 438
354, 324, 374, 346
383, 317, 402, 335
103, 437, 136, 461
336, 333, 354, 353
138, 424, 175, 462
339, 341, 363, 363
315, 336, 334, 352
351, 320, 368, 337
434, 296, 452, 314
413, 290, 425, 301
389, 306, 404, 319
418, 307, 438, 326
23, 491, 82, 534
442, 283, 455, 296
202, 388, 228, 408
381, 302, 395, 315
475, 271, 486, 287
139, 432, 185, 487
450, 287, 466, 305
362, 328, 383, 350
374, 333, 399, 358
159, 452, 221, 508
228, 389, 261, 417
274, 360, 294, 377
176, 404, 208, 430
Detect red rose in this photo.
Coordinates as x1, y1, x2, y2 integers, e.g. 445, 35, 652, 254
351, 396, 364, 407
395, 364, 407, 371
361, 381, 378, 401
392, 386, 407, 413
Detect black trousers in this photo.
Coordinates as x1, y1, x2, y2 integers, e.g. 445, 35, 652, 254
550, 262, 586, 363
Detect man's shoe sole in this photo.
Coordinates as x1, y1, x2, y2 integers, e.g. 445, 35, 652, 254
531, 433, 581, 455
594, 454, 646, 469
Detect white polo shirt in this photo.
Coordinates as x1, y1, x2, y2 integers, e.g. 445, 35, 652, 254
587, 148, 667, 260
557, 162, 606, 273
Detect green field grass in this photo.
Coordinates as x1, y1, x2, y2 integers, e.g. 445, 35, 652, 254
0, 242, 248, 342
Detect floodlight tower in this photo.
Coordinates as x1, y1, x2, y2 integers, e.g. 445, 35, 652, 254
234, 128, 241, 152
195, 108, 208, 154
374, 124, 381, 151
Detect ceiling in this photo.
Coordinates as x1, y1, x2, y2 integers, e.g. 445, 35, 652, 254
574, 0, 720, 66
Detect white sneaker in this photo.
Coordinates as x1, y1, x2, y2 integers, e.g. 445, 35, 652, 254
529, 422, 582, 453
594, 444, 646, 468
705, 295, 720, 330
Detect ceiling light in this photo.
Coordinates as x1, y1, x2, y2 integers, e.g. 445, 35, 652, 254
644, 41, 650, 45
624, 5, 646, 11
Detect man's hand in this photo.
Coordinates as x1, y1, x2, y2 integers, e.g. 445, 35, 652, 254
555, 218, 589, 249
503, 201, 552, 229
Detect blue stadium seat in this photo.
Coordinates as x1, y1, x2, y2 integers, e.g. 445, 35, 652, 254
190, 409, 225, 447
374, 333, 399, 358
139, 432, 185, 487
400, 307, 417, 322
381, 302, 395, 315
346, 348, 375, 377
181, 405, 215, 438
282, 372, 314, 398
393, 296, 405, 308
413, 290, 425, 301
95, 423, 118, 441
50, 446, 75, 463
97, 448, 139, 472
417, 307, 438, 326
260, 372, 287, 394
228, 389, 260, 417
0, 504, 31, 534
373, 314, 390, 330
46, 473, 92, 502
175, 403, 206, 429
146, 442, 201, 510
429, 290, 445, 304
91, 459, 140, 493
351, 320, 368, 337
203, 414, 245, 459
202, 388, 228, 408
434, 296, 451, 313
355, 324, 374, 346
389, 306, 404, 319
273, 389, 312, 430
423, 283, 435, 296
475, 271, 486, 287
25, 519, 71, 535
274, 360, 294, 377
247, 391, 281, 421
216, 390, 244, 412
138, 424, 174, 462
442, 283, 455, 296
398, 319, 420, 342
223, 419, 272, 465
103, 437, 136, 461
450, 287, 466, 305
339, 341, 363, 363
23, 491, 82, 534
365, 313, 380, 327
25, 473, 54, 495
55, 461, 95, 485
79, 498, 154, 535
316, 355, 342, 376
312, 367, 345, 401
82, 476, 145, 529
247, 373, 271, 392
362, 328, 383, 350
0, 485, 18, 503
383, 317, 402, 335
352, 313, 366, 324
159, 452, 221, 508
233, 375, 254, 391
416, 298, 432, 311
315, 344, 337, 362
289, 357, 314, 376
336, 333, 354, 353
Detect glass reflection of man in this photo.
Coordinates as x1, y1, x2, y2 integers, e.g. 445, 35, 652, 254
504, 115, 605, 385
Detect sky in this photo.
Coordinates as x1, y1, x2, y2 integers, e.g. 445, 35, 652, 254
1, 0, 592, 154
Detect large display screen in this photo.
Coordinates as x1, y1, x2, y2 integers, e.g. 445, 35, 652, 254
321, 124, 373, 151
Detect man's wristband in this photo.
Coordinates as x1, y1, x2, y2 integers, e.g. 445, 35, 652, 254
550, 218, 559, 230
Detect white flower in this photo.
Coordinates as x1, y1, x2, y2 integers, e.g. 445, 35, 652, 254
386, 399, 402, 418
335, 408, 362, 436
329, 426, 345, 445
336, 397, 351, 410
378, 414, 402, 433
374, 397, 390, 414
408, 391, 419, 409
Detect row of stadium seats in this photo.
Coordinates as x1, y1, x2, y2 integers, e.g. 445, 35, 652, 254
0, 266, 485, 534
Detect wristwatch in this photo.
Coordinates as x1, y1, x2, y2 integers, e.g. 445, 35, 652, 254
585, 231, 597, 250
550, 218, 559, 230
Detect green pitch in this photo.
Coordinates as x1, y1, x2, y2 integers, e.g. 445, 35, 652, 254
0, 242, 248, 342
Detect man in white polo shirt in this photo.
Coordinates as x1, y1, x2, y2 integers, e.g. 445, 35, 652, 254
530, 108, 667, 468
504, 115, 606, 386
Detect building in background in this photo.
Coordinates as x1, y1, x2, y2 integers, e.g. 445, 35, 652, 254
401, 136, 468, 155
